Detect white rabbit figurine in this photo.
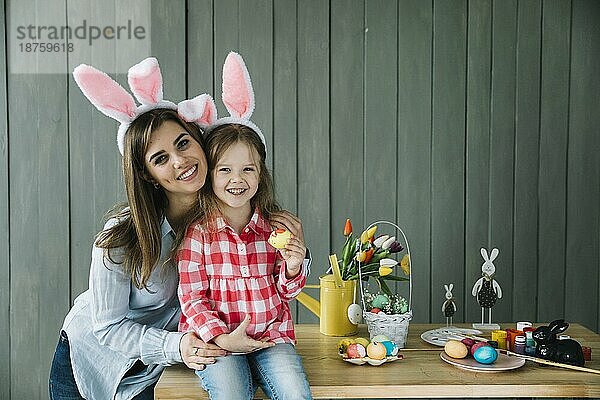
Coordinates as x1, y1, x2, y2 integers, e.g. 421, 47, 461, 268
441, 283, 457, 327
472, 248, 502, 328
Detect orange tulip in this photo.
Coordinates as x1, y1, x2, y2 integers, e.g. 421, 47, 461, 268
364, 248, 375, 263
343, 219, 353, 236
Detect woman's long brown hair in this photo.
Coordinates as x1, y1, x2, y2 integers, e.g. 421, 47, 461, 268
95, 108, 205, 289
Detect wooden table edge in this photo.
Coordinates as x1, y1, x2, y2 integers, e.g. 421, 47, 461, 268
156, 384, 599, 399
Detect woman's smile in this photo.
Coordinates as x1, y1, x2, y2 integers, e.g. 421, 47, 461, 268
177, 164, 198, 181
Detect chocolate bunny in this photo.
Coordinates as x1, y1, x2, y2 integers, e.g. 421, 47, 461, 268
532, 319, 585, 366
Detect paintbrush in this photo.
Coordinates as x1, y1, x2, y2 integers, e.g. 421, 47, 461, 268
498, 349, 600, 375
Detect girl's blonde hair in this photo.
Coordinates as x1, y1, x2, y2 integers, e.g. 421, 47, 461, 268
199, 124, 280, 230
95, 108, 206, 289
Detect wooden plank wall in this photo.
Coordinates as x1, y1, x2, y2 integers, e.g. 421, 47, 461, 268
1, 0, 599, 398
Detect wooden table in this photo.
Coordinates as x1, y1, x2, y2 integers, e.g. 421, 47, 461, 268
155, 323, 600, 399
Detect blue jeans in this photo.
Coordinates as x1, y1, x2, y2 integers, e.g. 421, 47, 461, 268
49, 331, 155, 400
196, 343, 312, 400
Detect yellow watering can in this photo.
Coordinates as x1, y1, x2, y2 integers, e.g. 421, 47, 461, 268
296, 255, 358, 336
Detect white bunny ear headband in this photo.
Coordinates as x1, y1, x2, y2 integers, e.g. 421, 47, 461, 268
195, 51, 267, 155
73, 57, 216, 155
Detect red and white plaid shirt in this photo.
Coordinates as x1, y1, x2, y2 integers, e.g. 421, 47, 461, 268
177, 209, 307, 344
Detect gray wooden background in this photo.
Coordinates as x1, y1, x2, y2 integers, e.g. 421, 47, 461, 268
1, 0, 599, 399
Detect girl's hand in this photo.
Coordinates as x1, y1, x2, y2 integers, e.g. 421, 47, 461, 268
180, 332, 226, 370
270, 210, 307, 277
280, 237, 306, 278
270, 210, 305, 244
213, 315, 275, 353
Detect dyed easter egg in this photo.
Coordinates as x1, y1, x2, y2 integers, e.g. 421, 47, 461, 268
346, 343, 366, 359
354, 337, 370, 348
337, 338, 355, 354
470, 341, 491, 356
473, 345, 498, 364
444, 340, 469, 359
372, 294, 390, 309
366, 342, 387, 360
268, 229, 292, 249
380, 340, 399, 356
371, 334, 390, 342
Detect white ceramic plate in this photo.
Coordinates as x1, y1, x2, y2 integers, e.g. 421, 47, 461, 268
440, 352, 525, 372
420, 327, 483, 346
340, 354, 402, 366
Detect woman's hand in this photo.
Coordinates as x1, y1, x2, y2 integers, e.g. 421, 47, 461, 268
180, 332, 226, 370
213, 315, 275, 353
270, 210, 305, 244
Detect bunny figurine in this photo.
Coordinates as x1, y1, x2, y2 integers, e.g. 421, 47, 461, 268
471, 248, 502, 328
532, 319, 585, 366
442, 283, 457, 326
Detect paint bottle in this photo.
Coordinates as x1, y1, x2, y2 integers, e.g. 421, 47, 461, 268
491, 330, 507, 350
525, 330, 536, 356
516, 321, 532, 331
506, 329, 523, 352
582, 346, 592, 362
514, 335, 526, 355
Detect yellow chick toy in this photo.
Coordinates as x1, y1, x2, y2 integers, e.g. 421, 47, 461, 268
268, 229, 292, 249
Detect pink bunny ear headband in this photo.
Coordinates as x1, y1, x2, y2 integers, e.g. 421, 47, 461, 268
188, 52, 267, 155
73, 57, 216, 155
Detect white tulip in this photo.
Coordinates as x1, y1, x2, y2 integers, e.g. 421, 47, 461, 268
379, 258, 398, 267
373, 235, 390, 248
381, 236, 396, 250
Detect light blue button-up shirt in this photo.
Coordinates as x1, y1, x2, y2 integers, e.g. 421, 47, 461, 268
63, 217, 183, 400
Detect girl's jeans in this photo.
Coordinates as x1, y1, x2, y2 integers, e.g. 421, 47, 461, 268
196, 343, 312, 400
48, 330, 155, 400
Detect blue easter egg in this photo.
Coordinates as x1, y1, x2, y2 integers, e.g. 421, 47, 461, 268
380, 340, 398, 356
473, 345, 498, 364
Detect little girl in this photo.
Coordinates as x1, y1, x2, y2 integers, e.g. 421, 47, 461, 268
177, 123, 312, 400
